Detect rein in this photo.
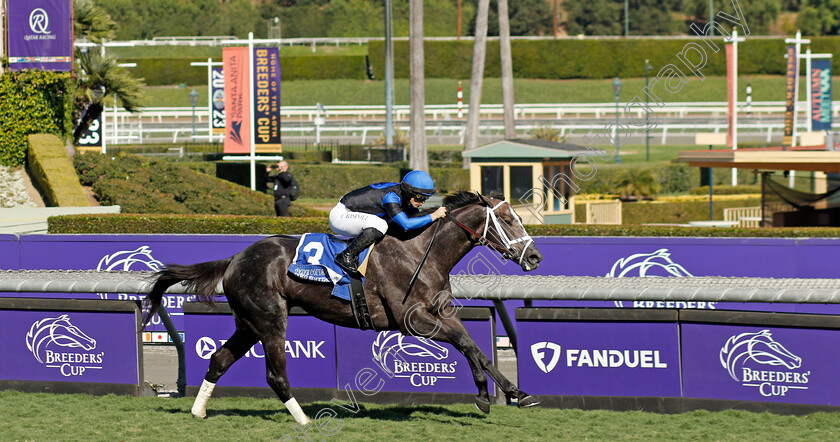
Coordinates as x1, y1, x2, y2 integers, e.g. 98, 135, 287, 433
444, 211, 512, 257
402, 219, 442, 303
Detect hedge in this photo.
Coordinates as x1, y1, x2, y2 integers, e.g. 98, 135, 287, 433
289, 164, 469, 199
0, 71, 73, 167
48, 213, 840, 238
576, 198, 763, 224
125, 55, 366, 86
367, 37, 840, 80
27, 134, 89, 207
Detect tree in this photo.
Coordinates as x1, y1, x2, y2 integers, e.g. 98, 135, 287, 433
682, 0, 780, 35
564, 0, 622, 36
612, 168, 661, 200
73, 0, 146, 144
468, 0, 552, 36
796, 0, 840, 35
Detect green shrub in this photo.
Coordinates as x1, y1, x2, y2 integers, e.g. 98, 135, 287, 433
72, 152, 323, 216
28, 134, 89, 207
0, 71, 73, 167
689, 185, 762, 195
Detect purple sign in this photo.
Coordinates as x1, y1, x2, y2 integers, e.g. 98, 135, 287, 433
184, 313, 336, 389
517, 319, 681, 397
0, 309, 139, 384
7, 0, 73, 71
681, 324, 840, 405
16, 234, 266, 337
335, 314, 494, 394
0, 235, 20, 270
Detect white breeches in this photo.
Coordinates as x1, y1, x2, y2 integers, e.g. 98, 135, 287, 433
329, 203, 388, 236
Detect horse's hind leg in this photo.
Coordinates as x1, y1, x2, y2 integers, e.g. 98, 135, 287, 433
191, 325, 259, 418
260, 310, 312, 425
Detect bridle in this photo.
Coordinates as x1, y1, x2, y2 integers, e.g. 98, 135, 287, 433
446, 194, 534, 266
402, 194, 533, 302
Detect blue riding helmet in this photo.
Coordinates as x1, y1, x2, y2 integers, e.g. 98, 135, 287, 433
401, 170, 436, 200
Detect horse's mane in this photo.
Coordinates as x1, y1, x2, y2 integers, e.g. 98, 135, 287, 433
442, 190, 482, 211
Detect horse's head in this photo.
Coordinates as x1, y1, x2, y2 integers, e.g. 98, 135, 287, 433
607, 248, 694, 278
444, 191, 543, 271
97, 246, 164, 272
26, 315, 97, 363
719, 330, 801, 381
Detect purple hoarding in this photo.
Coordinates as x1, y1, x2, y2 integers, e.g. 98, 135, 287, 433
0, 309, 138, 384
681, 323, 840, 406
15, 234, 265, 338
0, 235, 20, 270
335, 313, 494, 394
7, 0, 73, 71
517, 319, 681, 397
184, 312, 336, 389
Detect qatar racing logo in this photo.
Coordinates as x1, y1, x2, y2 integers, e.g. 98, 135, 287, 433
29, 8, 51, 34
719, 330, 809, 397
25, 315, 103, 376
372, 331, 456, 387
531, 342, 562, 374
96, 246, 164, 299
607, 249, 696, 308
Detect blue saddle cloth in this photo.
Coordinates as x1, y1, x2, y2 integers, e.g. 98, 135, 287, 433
288, 233, 370, 301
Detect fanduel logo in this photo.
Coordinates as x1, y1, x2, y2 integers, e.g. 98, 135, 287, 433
25, 315, 104, 377
29, 8, 51, 34
531, 342, 562, 373
531, 341, 668, 372
720, 330, 809, 397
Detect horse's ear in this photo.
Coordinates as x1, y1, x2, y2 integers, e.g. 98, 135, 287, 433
488, 192, 505, 201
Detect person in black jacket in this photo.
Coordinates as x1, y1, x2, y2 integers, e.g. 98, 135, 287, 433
265, 161, 294, 217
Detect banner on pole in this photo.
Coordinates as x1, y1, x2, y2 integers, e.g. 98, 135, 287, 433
223, 47, 250, 154
253, 47, 282, 152
211, 67, 226, 135
726, 45, 735, 148
7, 0, 73, 71
811, 58, 833, 132
783, 45, 797, 147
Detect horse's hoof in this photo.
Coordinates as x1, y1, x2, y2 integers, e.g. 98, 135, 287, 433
474, 396, 491, 414
191, 412, 207, 419
517, 395, 540, 408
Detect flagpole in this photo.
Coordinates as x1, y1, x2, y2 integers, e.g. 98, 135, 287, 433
248, 32, 256, 191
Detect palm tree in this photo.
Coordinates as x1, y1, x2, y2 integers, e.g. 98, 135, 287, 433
72, 0, 145, 144
612, 167, 661, 201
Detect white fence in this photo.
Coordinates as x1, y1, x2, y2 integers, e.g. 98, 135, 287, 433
585, 200, 622, 225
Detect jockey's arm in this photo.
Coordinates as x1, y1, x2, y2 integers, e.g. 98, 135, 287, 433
383, 192, 433, 231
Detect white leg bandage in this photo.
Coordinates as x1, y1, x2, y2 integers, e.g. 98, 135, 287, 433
284, 397, 311, 426
191, 380, 216, 418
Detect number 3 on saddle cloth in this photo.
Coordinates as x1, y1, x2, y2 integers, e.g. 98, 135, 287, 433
287, 233, 373, 301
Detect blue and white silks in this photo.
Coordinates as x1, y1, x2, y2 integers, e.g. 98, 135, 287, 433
287, 233, 370, 301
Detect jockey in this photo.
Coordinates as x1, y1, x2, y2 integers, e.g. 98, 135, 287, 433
329, 170, 448, 274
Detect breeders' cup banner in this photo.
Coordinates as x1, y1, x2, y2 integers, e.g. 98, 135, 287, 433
335, 315, 494, 394
7, 0, 73, 71
783, 44, 797, 146
253, 47, 282, 151
811, 58, 833, 132
0, 310, 138, 384
451, 236, 840, 315
185, 313, 336, 388
682, 324, 840, 406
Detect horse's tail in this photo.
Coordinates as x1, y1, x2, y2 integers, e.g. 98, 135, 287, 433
142, 258, 232, 329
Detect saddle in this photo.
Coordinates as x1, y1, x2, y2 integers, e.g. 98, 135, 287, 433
288, 233, 375, 331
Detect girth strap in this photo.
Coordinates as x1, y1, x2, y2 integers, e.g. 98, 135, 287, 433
349, 275, 374, 331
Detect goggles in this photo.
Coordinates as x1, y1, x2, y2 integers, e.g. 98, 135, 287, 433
412, 193, 430, 202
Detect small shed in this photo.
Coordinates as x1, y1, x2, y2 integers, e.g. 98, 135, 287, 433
462, 139, 591, 224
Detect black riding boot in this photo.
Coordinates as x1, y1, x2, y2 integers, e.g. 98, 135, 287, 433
335, 228, 384, 274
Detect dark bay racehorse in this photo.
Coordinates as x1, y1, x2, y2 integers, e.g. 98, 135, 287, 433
144, 191, 543, 425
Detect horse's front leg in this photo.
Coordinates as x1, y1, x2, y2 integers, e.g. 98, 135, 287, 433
404, 311, 496, 413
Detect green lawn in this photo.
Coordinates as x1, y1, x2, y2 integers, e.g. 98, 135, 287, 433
142, 75, 819, 108
1, 391, 839, 441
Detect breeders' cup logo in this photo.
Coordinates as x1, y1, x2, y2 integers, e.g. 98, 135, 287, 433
29, 8, 51, 34
372, 331, 456, 387
531, 342, 562, 373
96, 246, 165, 300
25, 315, 104, 376
719, 330, 809, 397
606, 249, 715, 309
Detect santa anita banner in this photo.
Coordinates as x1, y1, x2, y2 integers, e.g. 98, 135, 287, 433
223, 47, 281, 154
6, 0, 73, 71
